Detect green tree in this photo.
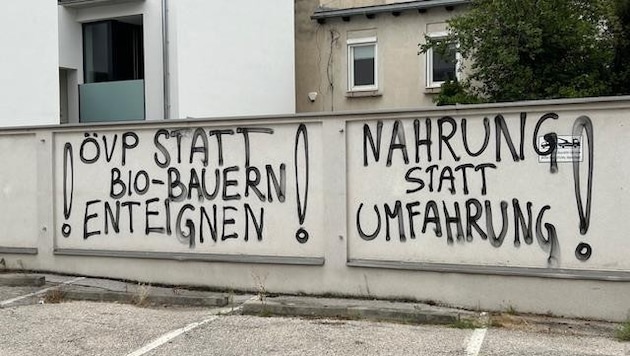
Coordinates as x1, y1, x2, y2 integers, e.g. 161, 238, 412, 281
421, 0, 619, 103
612, 0, 630, 94
433, 79, 481, 106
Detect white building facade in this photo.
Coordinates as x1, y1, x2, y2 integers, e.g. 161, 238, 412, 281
0, 0, 60, 127
3, 0, 296, 127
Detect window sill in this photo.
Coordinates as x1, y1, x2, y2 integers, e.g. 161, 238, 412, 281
424, 87, 441, 94
345, 90, 382, 98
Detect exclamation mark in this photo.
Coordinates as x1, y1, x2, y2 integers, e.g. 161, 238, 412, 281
62, 143, 74, 237
572, 116, 593, 261
294, 124, 309, 243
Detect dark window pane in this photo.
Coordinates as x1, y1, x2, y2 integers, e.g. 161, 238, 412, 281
111, 21, 144, 81
353, 45, 375, 86
83, 18, 144, 84
432, 43, 456, 82
84, 22, 111, 83
354, 58, 375, 86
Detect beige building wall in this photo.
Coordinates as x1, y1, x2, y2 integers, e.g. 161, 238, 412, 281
295, 0, 466, 112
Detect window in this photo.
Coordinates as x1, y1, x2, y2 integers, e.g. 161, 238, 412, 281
83, 16, 144, 83
426, 33, 459, 88
348, 37, 377, 91
80, 15, 145, 123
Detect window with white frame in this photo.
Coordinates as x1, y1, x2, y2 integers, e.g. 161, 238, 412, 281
426, 33, 459, 88
348, 37, 377, 91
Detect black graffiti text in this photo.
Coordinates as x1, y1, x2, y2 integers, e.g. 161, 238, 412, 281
164, 166, 286, 203
153, 127, 274, 168
79, 132, 139, 166
404, 163, 497, 195
363, 114, 526, 166
83, 198, 265, 247
356, 198, 558, 262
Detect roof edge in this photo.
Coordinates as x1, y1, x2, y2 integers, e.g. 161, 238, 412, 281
311, 0, 470, 20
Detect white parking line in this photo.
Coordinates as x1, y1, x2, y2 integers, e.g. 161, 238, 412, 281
0, 276, 86, 307
466, 328, 488, 356
126, 314, 221, 356
126, 298, 256, 356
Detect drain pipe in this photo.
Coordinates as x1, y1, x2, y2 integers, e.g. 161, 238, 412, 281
161, 0, 170, 119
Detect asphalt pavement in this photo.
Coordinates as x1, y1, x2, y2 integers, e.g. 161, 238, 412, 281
0, 272, 627, 355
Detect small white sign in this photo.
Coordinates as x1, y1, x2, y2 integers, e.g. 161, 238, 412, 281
537, 135, 583, 163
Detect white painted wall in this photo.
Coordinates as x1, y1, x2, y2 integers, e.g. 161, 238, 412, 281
0, 1, 59, 126
170, 0, 296, 118
1, 98, 630, 321
58, 7, 82, 71
54, 123, 324, 256
58, 6, 82, 124
347, 113, 605, 269
0, 134, 38, 249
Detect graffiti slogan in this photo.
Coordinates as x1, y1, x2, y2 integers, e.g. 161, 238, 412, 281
55, 123, 322, 255
348, 112, 593, 267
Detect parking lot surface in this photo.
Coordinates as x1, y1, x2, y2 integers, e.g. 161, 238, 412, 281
0, 274, 627, 355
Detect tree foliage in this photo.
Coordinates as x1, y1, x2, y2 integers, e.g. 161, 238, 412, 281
611, 0, 630, 94
433, 79, 481, 106
420, 0, 629, 103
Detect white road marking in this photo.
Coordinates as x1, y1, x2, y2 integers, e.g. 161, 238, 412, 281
0, 276, 86, 307
466, 328, 488, 356
126, 297, 256, 356
125, 314, 221, 356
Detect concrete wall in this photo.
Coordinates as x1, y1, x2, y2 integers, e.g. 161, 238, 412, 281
2, 97, 630, 321
0, 1, 59, 126
295, 3, 465, 113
